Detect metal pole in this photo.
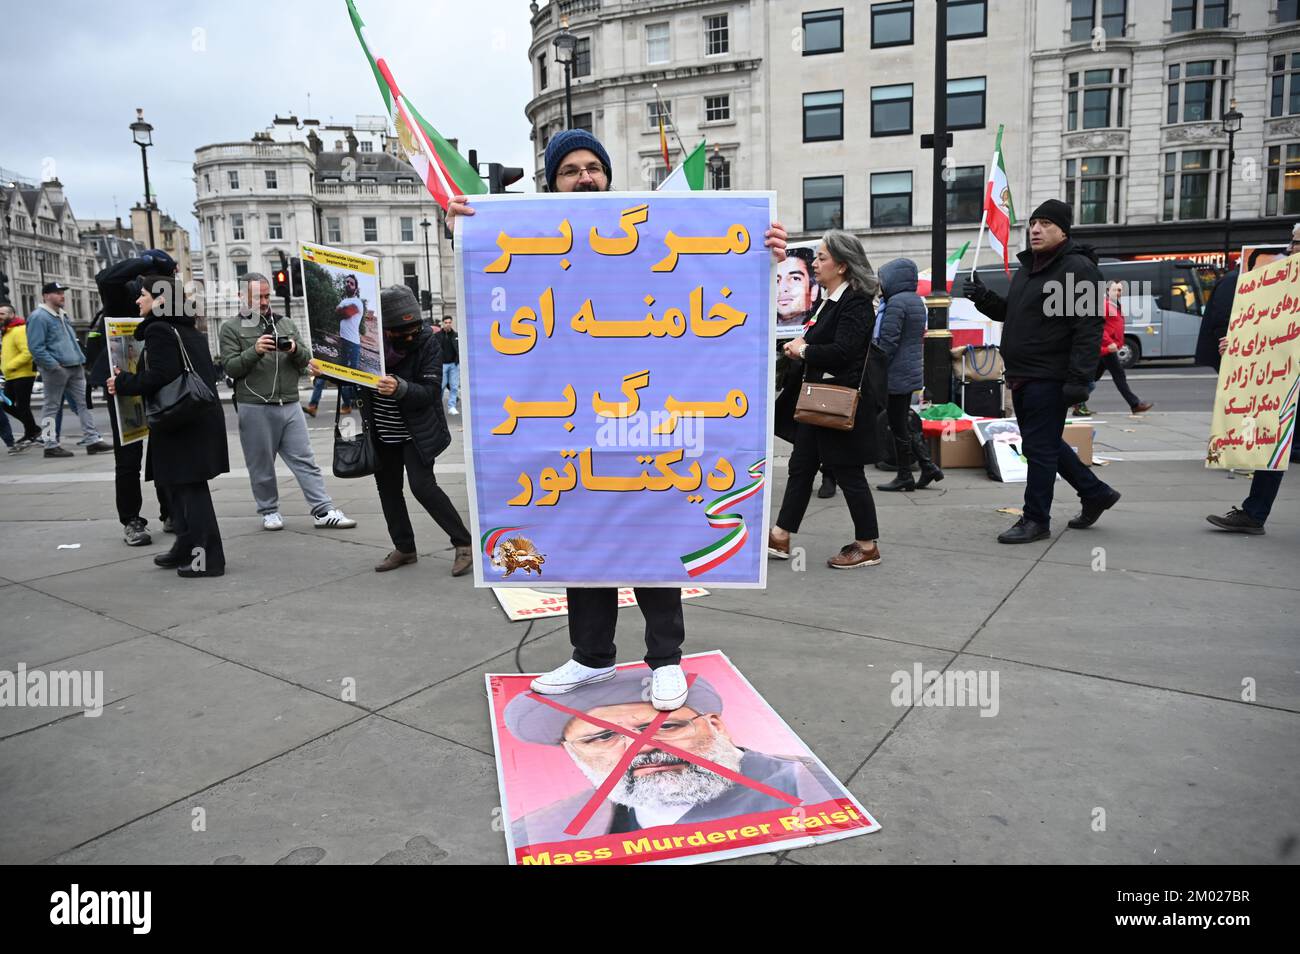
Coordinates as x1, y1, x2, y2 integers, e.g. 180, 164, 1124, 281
923, 0, 953, 406
139, 143, 156, 249
564, 61, 573, 128
1224, 129, 1235, 269
422, 218, 433, 317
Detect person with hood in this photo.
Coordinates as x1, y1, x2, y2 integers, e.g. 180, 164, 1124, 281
312, 285, 472, 575
1, 304, 40, 449
445, 128, 788, 711
874, 258, 943, 492
962, 200, 1121, 543
107, 276, 229, 578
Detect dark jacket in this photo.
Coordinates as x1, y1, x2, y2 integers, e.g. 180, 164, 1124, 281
773, 286, 880, 467
875, 258, 927, 395
969, 238, 1105, 386
88, 256, 162, 387
114, 314, 230, 485
437, 328, 459, 364
358, 327, 450, 467
1195, 268, 1238, 371
219, 311, 312, 404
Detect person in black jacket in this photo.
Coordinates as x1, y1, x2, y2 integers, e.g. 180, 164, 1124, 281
108, 276, 229, 578
88, 250, 177, 547
437, 316, 461, 416
962, 200, 1120, 543
768, 230, 884, 569
313, 285, 472, 575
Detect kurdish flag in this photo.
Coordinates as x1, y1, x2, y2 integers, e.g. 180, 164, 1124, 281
346, 0, 486, 210
982, 124, 1016, 275
657, 140, 708, 192
916, 240, 971, 296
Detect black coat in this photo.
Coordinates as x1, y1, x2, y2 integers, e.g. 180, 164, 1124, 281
1195, 268, 1237, 371
87, 256, 160, 387
359, 327, 451, 467
114, 315, 230, 485
774, 287, 880, 467
970, 238, 1104, 386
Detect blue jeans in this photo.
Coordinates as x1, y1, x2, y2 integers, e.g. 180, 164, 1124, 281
1011, 378, 1112, 527
443, 363, 460, 410
0, 395, 13, 446
309, 375, 328, 407
338, 339, 361, 407
53, 387, 83, 442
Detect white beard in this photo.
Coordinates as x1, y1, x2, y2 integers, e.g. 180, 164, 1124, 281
573, 737, 745, 811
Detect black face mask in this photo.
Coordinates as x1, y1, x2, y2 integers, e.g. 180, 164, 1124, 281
388, 331, 419, 352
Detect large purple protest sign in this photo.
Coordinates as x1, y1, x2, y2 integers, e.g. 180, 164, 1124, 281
457, 192, 776, 587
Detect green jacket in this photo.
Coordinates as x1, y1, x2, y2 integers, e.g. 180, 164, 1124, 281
218, 311, 312, 405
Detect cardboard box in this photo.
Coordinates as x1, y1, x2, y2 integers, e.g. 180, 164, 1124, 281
929, 427, 985, 468
1064, 422, 1093, 465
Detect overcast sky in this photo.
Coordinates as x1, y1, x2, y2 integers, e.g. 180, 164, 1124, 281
2, 0, 537, 237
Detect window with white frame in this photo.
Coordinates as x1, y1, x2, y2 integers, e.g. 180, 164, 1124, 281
207, 217, 216, 242
402, 261, 419, 294
1065, 155, 1124, 224
1070, 0, 1126, 42
228, 170, 239, 190
538, 52, 548, 89
265, 170, 278, 189
231, 213, 245, 240
1267, 144, 1300, 215
1171, 0, 1229, 33
646, 22, 670, 64
1270, 52, 1300, 117
326, 216, 342, 243
651, 164, 670, 189
705, 13, 729, 55
234, 260, 248, 279
359, 141, 373, 152
709, 156, 731, 190
267, 213, 283, 240
705, 94, 731, 122
204, 173, 211, 192
574, 37, 591, 77
1162, 149, 1225, 220
400, 217, 415, 242
1067, 68, 1127, 130
363, 217, 378, 242
647, 99, 672, 130
1167, 60, 1230, 124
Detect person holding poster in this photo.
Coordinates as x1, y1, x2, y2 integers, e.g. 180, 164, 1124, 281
448, 128, 787, 711
300, 244, 384, 403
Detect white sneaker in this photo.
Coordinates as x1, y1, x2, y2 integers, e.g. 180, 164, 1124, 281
314, 508, 357, 529
650, 665, 689, 711
448, 407, 460, 416
530, 659, 616, 695
262, 512, 284, 531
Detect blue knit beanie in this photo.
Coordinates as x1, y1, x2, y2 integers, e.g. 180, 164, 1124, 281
544, 129, 612, 191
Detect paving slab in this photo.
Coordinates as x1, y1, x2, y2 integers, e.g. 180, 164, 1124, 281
0, 583, 147, 673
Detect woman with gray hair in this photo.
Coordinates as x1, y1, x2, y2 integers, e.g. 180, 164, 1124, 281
768, 230, 884, 569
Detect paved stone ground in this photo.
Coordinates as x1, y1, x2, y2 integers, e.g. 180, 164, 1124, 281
0, 392, 1295, 865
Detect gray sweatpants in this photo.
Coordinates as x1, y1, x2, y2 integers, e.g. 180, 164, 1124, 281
237, 402, 334, 516
40, 364, 102, 447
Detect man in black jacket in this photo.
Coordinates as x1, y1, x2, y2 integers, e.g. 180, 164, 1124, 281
963, 200, 1120, 543
437, 316, 461, 416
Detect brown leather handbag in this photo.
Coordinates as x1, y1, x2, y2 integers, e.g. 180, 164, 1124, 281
793, 346, 873, 432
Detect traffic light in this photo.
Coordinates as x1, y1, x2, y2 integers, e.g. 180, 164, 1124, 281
488, 163, 524, 194
288, 256, 303, 298
0, 270, 9, 304
273, 251, 290, 299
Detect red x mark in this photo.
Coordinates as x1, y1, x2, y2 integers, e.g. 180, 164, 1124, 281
525, 672, 800, 836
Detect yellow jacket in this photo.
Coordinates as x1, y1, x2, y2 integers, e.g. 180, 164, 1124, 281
2, 324, 36, 380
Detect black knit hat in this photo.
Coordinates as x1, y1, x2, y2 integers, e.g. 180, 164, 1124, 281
1030, 199, 1072, 235
380, 284, 422, 330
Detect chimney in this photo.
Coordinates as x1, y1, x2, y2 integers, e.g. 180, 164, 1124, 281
43, 178, 65, 206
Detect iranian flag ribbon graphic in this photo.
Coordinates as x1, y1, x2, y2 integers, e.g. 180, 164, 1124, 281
679, 459, 766, 578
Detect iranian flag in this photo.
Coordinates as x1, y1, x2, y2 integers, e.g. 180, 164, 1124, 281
346, 0, 486, 210
657, 140, 708, 192
915, 241, 971, 296
981, 124, 1016, 275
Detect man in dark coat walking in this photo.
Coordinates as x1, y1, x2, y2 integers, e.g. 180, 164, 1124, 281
962, 200, 1120, 543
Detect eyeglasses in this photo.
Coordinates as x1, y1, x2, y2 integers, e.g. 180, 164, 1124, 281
563, 714, 707, 751
557, 163, 607, 181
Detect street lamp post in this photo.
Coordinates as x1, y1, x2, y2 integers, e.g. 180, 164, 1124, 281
708, 148, 725, 190
1222, 98, 1243, 269
36, 250, 46, 288
130, 108, 157, 250
420, 214, 434, 317
553, 17, 577, 129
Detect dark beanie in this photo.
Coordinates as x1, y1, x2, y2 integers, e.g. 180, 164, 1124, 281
380, 284, 422, 330
544, 129, 612, 191
1030, 199, 1072, 235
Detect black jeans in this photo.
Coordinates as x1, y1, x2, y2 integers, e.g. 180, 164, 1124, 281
3, 377, 39, 441
373, 438, 471, 552
167, 481, 225, 572
1242, 470, 1285, 524
107, 397, 170, 526
567, 587, 684, 670
777, 425, 879, 540
886, 392, 912, 470
1095, 352, 1141, 408
1011, 379, 1112, 527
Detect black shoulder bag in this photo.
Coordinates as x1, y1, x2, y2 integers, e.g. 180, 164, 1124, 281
332, 398, 376, 478
144, 326, 217, 433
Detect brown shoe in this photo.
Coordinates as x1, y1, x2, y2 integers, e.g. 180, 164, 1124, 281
767, 530, 791, 560
340, 405, 353, 415
375, 549, 418, 572
827, 542, 881, 569
304, 404, 317, 417
452, 545, 473, 577
1131, 401, 1153, 414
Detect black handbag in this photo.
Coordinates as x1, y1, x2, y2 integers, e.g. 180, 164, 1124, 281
332, 398, 376, 478
144, 326, 217, 433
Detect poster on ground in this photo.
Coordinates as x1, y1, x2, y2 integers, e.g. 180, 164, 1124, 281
299, 242, 383, 389
491, 586, 709, 622
458, 192, 776, 587
1207, 252, 1300, 470
106, 318, 147, 445
973, 417, 1028, 482
488, 650, 879, 866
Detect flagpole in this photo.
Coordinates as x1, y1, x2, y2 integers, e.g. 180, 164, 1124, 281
969, 140, 1000, 280
652, 83, 690, 162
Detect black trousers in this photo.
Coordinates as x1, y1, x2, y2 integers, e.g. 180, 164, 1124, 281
107, 397, 170, 527
567, 587, 684, 670
777, 426, 879, 541
373, 438, 471, 553
1094, 352, 1142, 408
3, 377, 39, 441
1011, 379, 1112, 527
167, 481, 225, 573
886, 392, 912, 470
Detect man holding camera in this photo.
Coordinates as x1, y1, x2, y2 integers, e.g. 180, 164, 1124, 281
219, 273, 356, 531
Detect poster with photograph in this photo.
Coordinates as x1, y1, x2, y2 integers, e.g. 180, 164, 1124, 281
973, 417, 1028, 482
106, 318, 148, 445
775, 241, 821, 340
1239, 244, 1288, 276
299, 242, 383, 389
488, 650, 879, 866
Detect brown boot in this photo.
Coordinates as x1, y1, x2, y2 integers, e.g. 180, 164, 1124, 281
452, 545, 473, 577
375, 549, 418, 572
304, 404, 317, 417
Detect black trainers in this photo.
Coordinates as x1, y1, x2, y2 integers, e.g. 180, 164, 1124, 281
1206, 507, 1265, 535
43, 446, 74, 458
123, 518, 152, 547
1068, 489, 1121, 529
85, 441, 114, 455
998, 516, 1051, 544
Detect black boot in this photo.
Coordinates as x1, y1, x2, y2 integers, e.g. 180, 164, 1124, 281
878, 436, 916, 491
911, 432, 944, 489
817, 470, 837, 498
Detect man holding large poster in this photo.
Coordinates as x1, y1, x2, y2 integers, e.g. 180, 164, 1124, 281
449, 129, 787, 711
